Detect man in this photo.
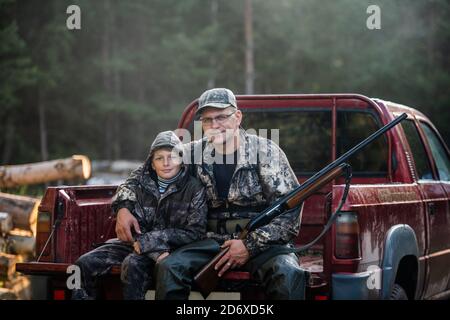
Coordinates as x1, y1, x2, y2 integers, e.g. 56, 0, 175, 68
114, 88, 307, 299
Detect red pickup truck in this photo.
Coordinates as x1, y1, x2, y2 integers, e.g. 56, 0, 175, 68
16, 93, 450, 300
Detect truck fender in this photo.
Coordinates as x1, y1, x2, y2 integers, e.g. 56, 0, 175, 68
381, 224, 419, 299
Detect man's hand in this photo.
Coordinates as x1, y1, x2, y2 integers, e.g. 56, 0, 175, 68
215, 240, 250, 277
156, 252, 169, 263
115, 208, 141, 242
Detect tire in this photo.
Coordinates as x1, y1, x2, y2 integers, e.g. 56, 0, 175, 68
390, 283, 408, 300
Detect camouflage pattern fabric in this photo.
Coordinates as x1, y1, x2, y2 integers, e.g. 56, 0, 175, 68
113, 130, 301, 258
112, 165, 207, 258
73, 151, 207, 299
72, 240, 154, 300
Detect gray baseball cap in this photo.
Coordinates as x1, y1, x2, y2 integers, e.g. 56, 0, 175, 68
149, 131, 182, 158
196, 88, 238, 114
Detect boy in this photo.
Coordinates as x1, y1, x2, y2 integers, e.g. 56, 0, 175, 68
72, 131, 207, 299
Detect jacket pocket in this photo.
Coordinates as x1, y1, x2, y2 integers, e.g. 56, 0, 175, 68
230, 169, 265, 203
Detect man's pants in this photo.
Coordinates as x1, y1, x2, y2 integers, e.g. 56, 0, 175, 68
154, 239, 307, 300
71, 240, 155, 300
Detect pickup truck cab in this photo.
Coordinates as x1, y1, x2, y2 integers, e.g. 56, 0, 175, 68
17, 93, 450, 300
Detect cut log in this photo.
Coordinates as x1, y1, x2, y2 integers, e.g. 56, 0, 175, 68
0, 236, 6, 251
0, 155, 91, 188
0, 253, 17, 280
6, 229, 35, 255
0, 288, 17, 300
4, 276, 32, 300
0, 193, 39, 235
0, 212, 13, 234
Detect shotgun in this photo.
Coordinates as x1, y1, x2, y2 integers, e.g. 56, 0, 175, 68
194, 113, 407, 297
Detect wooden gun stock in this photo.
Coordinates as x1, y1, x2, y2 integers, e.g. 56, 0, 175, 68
193, 247, 229, 298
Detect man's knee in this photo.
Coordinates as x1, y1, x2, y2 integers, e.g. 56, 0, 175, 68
75, 251, 97, 270
155, 254, 184, 278
267, 254, 306, 283
269, 254, 301, 273
259, 254, 308, 299
154, 255, 191, 300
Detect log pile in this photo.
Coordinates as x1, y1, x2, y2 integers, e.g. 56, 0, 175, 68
0, 193, 39, 235
0, 193, 39, 300
0, 155, 91, 299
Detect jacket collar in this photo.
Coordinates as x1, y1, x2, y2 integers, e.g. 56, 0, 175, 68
202, 129, 256, 171
140, 164, 189, 199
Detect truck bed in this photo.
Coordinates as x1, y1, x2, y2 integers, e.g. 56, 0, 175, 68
16, 184, 329, 299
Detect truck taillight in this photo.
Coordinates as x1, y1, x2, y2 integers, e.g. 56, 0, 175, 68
335, 212, 360, 259
36, 211, 51, 257
53, 290, 66, 300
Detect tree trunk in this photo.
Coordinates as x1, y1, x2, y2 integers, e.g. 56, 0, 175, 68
1, 116, 15, 165
0, 193, 40, 234
112, 54, 121, 161
111, 6, 122, 161
102, 0, 113, 160
0, 155, 91, 188
38, 89, 49, 162
244, 0, 255, 94
208, 0, 219, 89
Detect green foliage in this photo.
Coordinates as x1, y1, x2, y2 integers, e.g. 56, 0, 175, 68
0, 0, 36, 112
0, 0, 449, 166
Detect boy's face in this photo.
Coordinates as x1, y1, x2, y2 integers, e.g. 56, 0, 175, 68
151, 148, 182, 179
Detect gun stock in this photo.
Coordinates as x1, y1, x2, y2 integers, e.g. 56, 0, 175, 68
193, 247, 229, 298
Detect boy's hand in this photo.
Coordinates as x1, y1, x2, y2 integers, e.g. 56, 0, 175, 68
157, 252, 169, 263
116, 208, 141, 242
133, 241, 141, 254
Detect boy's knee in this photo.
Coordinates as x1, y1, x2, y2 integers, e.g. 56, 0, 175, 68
122, 254, 140, 273
155, 255, 174, 275
121, 254, 135, 282
75, 252, 94, 269
121, 254, 150, 279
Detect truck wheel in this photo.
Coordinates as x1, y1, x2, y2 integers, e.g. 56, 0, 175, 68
390, 284, 408, 300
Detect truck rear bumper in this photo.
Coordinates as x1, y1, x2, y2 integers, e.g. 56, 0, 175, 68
16, 262, 122, 276
16, 262, 70, 276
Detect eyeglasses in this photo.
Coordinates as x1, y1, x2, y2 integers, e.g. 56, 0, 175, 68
199, 110, 236, 126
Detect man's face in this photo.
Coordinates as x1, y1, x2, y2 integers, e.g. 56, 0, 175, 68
199, 107, 242, 145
